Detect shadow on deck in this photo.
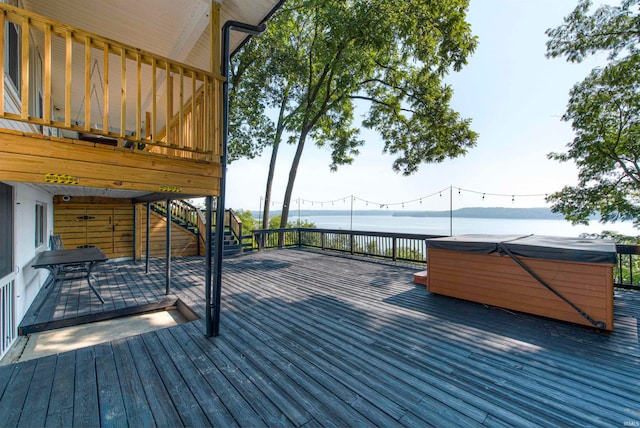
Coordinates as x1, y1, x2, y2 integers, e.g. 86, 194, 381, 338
2, 248, 640, 426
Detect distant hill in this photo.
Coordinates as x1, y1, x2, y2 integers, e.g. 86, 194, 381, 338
249, 207, 568, 220
392, 207, 566, 220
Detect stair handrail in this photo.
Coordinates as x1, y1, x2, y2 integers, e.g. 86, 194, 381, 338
227, 208, 243, 244
150, 199, 200, 232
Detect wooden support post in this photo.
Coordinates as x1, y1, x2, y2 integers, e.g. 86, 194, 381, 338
210, 3, 221, 74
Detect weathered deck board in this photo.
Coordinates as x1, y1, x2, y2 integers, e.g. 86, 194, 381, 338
3, 249, 640, 427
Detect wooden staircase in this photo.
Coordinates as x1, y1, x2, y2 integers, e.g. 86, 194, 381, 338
151, 200, 243, 257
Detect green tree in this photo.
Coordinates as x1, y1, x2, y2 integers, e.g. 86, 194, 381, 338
234, 209, 260, 233
230, 0, 478, 230
268, 214, 316, 229
546, 0, 640, 226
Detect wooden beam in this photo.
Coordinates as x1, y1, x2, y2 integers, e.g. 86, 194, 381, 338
210, 2, 221, 74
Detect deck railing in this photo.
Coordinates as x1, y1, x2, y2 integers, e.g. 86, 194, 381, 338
0, 3, 221, 160
251, 228, 444, 264
251, 228, 640, 290
1, 276, 16, 359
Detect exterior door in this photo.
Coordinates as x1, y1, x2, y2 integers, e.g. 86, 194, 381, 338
0, 182, 15, 358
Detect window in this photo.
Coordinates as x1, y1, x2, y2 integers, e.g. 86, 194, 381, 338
35, 202, 45, 248
0, 183, 12, 278
5, 19, 20, 95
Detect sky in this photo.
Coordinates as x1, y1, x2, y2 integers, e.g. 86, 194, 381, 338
225, 0, 612, 213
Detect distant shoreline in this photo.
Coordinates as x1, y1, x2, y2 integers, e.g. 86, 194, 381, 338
250, 207, 574, 220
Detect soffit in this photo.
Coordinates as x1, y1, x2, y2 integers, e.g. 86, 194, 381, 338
21, 0, 282, 69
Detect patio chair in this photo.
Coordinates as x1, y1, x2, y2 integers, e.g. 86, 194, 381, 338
48, 234, 88, 273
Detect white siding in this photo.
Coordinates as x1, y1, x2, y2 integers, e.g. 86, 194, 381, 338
10, 182, 52, 327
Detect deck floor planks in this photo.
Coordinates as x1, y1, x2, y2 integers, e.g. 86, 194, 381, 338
73, 347, 100, 428
4, 249, 640, 427
0, 359, 37, 427
153, 328, 238, 428
223, 268, 533, 426
138, 332, 212, 427
45, 351, 76, 427
220, 251, 636, 424
17, 354, 57, 427
168, 322, 265, 428
124, 335, 184, 428
110, 338, 156, 427
94, 343, 128, 427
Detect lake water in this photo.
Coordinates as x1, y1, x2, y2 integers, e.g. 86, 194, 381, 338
296, 214, 638, 237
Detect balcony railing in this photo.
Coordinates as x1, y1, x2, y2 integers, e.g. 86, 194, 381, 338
0, 3, 221, 161
251, 227, 640, 290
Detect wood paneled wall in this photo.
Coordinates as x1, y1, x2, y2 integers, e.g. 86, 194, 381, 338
53, 196, 134, 259
54, 197, 199, 260
136, 205, 199, 260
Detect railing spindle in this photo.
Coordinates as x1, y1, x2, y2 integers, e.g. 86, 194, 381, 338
136, 53, 141, 141
64, 30, 72, 127
84, 36, 91, 130
120, 47, 126, 142
151, 57, 156, 144
0, 12, 5, 117
20, 16, 29, 120
103, 42, 109, 133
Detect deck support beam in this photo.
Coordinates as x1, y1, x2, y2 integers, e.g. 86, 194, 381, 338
205, 196, 213, 336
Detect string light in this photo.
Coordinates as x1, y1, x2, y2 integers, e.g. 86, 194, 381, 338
288, 186, 550, 212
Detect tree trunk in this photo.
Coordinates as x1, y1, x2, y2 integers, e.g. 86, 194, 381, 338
280, 130, 308, 234
262, 88, 290, 230
262, 140, 280, 230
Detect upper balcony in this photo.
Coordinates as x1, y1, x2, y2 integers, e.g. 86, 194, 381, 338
0, 0, 281, 199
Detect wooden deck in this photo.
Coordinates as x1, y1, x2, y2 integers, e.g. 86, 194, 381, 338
2, 249, 640, 426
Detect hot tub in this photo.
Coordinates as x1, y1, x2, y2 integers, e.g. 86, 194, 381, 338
424, 234, 617, 330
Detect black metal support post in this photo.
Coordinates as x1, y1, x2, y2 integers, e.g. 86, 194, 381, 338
133, 203, 137, 264
209, 20, 266, 338
145, 202, 150, 274
166, 199, 172, 295
205, 196, 213, 337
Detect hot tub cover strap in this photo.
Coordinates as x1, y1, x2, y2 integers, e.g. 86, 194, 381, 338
496, 242, 606, 329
